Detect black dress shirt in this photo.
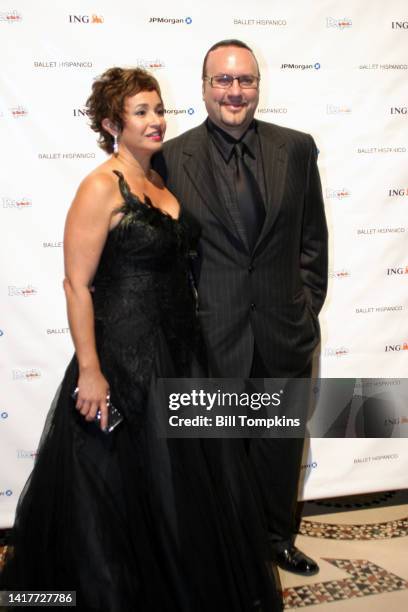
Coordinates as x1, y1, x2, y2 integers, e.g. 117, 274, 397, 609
206, 119, 267, 250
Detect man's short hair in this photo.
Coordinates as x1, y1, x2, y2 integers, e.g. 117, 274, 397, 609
202, 39, 260, 79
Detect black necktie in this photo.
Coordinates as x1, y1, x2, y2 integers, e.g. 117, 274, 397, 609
234, 142, 265, 250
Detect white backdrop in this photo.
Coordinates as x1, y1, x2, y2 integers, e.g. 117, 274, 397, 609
1, 0, 407, 526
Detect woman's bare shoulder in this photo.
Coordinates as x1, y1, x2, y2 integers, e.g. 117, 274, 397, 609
77, 163, 119, 200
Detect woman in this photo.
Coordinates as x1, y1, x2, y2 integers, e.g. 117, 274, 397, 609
1, 68, 281, 611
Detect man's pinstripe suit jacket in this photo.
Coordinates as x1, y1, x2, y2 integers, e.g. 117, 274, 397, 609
154, 119, 328, 377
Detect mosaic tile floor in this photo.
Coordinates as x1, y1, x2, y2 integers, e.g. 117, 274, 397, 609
299, 516, 408, 540
279, 489, 408, 610
283, 558, 408, 608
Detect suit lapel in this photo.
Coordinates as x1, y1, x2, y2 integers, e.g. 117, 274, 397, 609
253, 121, 288, 254
182, 123, 248, 250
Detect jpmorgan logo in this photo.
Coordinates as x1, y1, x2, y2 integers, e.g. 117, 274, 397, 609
148, 16, 192, 25
1, 412, 8, 419
301, 461, 318, 469
165, 108, 195, 115
68, 15, 104, 24
281, 62, 321, 70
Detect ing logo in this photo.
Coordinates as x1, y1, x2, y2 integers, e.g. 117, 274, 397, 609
385, 342, 408, 352
387, 266, 408, 275
68, 15, 104, 24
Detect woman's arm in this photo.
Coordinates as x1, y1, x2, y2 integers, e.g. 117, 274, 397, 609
63, 173, 117, 430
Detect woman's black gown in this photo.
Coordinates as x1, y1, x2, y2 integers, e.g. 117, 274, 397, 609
1, 172, 282, 611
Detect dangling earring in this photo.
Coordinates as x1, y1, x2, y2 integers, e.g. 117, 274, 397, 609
113, 134, 118, 156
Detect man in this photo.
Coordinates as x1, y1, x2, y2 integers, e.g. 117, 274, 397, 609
154, 40, 328, 576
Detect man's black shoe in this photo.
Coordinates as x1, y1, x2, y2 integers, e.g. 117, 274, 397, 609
275, 546, 319, 576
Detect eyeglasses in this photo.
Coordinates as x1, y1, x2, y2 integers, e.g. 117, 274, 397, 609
203, 74, 260, 89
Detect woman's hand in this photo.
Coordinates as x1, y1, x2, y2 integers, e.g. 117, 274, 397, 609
74, 369, 110, 431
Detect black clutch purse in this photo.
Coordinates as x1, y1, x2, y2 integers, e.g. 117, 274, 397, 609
72, 387, 124, 433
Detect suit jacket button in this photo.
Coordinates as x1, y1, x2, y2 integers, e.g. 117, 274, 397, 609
250, 303, 256, 311
248, 265, 254, 273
